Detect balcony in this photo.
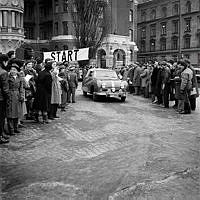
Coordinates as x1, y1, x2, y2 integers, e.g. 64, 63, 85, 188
0, 27, 8, 33
0, 26, 24, 35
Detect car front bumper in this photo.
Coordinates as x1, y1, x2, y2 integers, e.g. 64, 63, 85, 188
94, 89, 126, 98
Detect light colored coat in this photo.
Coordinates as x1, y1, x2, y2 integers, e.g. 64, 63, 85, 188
51, 73, 62, 104
6, 74, 23, 118
133, 66, 141, 87
140, 68, 150, 88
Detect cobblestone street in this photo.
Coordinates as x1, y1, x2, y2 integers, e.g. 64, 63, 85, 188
0, 85, 200, 200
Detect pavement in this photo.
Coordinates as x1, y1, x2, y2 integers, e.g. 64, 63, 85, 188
0, 84, 200, 200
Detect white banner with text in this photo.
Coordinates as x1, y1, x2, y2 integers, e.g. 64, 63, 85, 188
43, 48, 89, 62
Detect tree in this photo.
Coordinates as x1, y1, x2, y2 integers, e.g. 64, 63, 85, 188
71, 0, 110, 61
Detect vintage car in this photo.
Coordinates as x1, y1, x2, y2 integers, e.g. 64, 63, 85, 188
82, 68, 127, 102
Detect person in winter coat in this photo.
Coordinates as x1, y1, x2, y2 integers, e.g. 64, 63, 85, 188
24, 61, 37, 120
155, 63, 164, 105
33, 61, 53, 123
151, 63, 159, 103
127, 65, 135, 94
132, 64, 141, 95
179, 61, 193, 114
58, 66, 69, 112
68, 66, 78, 103
140, 65, 150, 98
6, 64, 24, 135
0, 54, 10, 144
48, 61, 62, 119
162, 63, 171, 108
185, 60, 199, 111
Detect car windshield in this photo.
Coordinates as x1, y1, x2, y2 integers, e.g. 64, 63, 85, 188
95, 70, 118, 79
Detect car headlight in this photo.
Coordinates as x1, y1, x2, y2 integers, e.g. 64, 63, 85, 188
102, 82, 106, 89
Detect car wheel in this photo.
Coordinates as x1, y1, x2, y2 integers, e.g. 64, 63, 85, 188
121, 97, 126, 102
83, 91, 87, 96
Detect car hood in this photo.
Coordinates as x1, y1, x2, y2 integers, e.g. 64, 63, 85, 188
98, 79, 121, 88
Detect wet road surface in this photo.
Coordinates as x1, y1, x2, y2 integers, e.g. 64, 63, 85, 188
0, 86, 200, 200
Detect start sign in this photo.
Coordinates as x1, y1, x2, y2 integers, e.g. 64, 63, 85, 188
43, 48, 89, 62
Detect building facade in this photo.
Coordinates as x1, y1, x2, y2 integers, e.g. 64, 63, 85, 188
97, 0, 138, 68
0, 0, 24, 54
23, 0, 138, 67
137, 0, 200, 66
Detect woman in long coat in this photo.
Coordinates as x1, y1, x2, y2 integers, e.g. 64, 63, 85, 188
33, 62, 53, 123
48, 61, 61, 119
7, 64, 24, 135
132, 65, 141, 95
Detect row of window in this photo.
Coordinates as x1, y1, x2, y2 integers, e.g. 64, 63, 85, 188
25, 20, 69, 39
141, 1, 193, 22
140, 35, 200, 52
54, 0, 77, 13
140, 18, 192, 38
0, 11, 23, 28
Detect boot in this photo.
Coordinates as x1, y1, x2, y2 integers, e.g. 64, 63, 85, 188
34, 113, 40, 123
43, 114, 49, 124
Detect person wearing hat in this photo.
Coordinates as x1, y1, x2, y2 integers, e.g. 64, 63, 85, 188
68, 66, 78, 103
6, 63, 24, 135
33, 61, 53, 123
0, 54, 10, 143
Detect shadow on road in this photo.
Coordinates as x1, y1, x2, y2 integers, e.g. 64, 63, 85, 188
83, 94, 125, 103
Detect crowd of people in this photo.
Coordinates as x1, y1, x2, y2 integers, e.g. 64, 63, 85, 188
0, 51, 199, 144
0, 52, 78, 144
118, 59, 199, 114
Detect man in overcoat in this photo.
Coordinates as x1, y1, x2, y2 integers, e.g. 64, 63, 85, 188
0, 54, 10, 143
68, 66, 78, 103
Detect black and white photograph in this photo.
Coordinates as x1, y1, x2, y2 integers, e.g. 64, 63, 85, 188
0, 0, 200, 199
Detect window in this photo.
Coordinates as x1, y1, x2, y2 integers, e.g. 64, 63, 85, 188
172, 4, 179, 15
55, 0, 59, 13
198, 53, 200, 65
150, 24, 156, 37
62, 21, 68, 35
141, 10, 146, 22
150, 9, 156, 20
161, 7, 167, 18
184, 54, 190, 59
129, 29, 133, 41
129, 9, 133, 22
172, 37, 178, 50
161, 22, 167, 35
63, 0, 68, 12
198, 34, 200, 47
141, 40, 146, 52
185, 18, 191, 32
63, 45, 68, 50
24, 27, 34, 39
130, 49, 133, 61
197, 16, 200, 29
184, 36, 191, 48
54, 22, 58, 35
2, 11, 8, 27
141, 27, 146, 38
186, 1, 191, 13
172, 20, 179, 34
160, 38, 166, 51
150, 39, 156, 52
